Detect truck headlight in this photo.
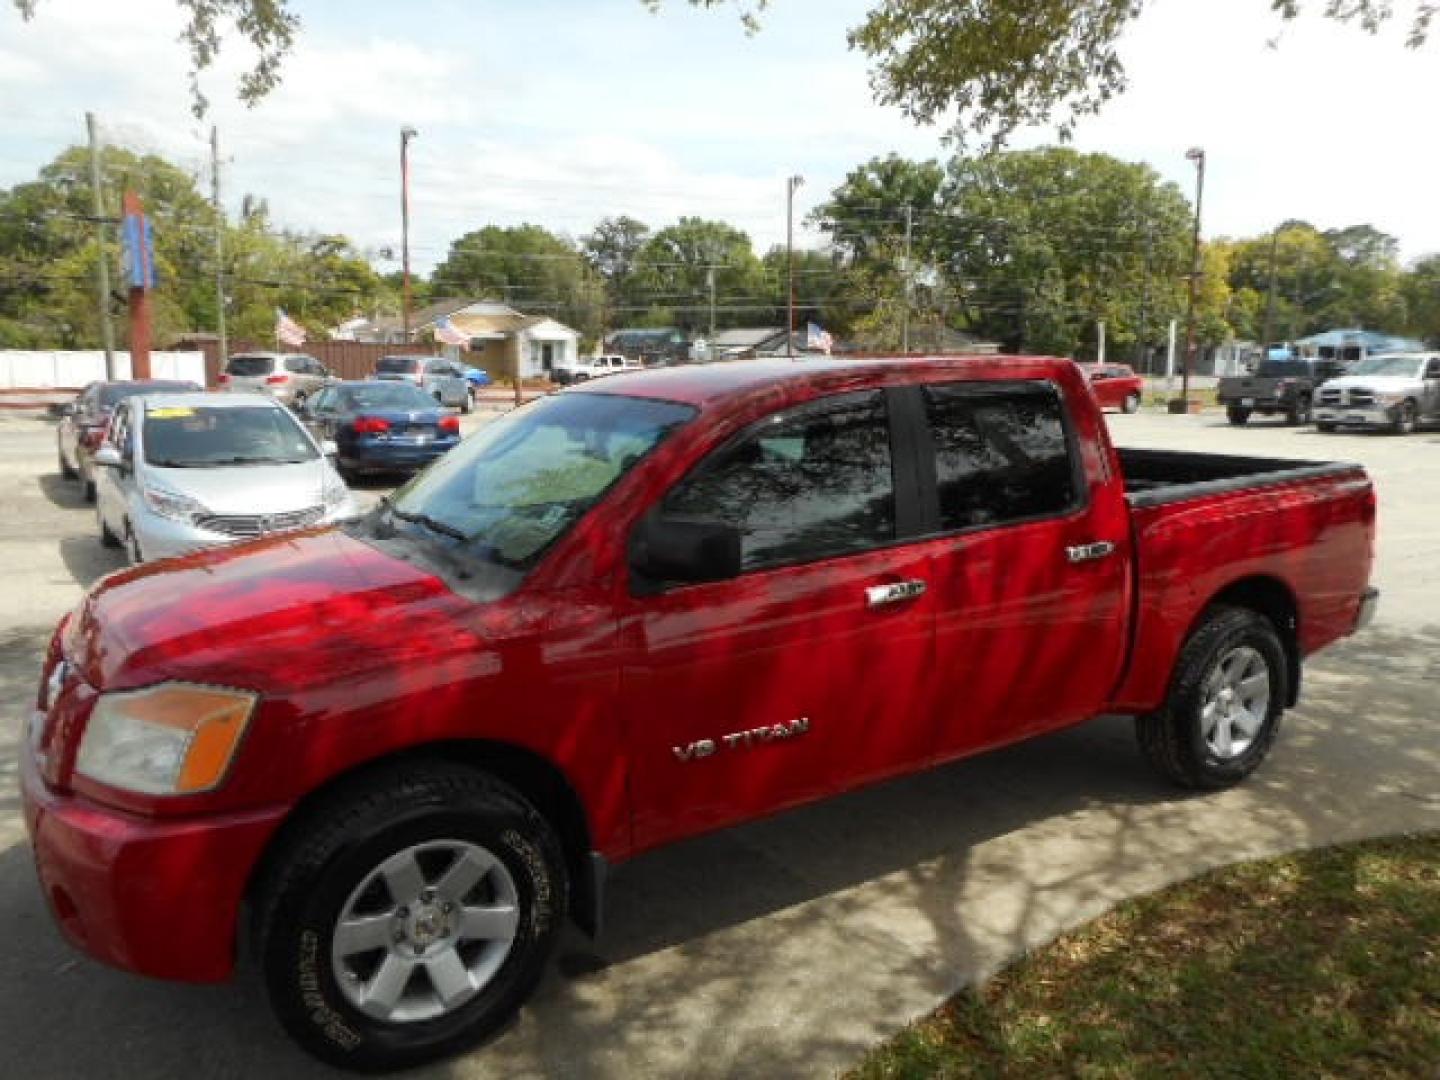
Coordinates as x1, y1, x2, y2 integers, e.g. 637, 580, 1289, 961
75, 683, 257, 795
1374, 389, 1405, 405
142, 483, 207, 523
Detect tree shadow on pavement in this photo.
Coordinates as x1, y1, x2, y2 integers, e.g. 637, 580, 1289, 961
0, 623, 1436, 1079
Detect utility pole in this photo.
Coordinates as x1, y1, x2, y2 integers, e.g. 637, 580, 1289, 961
1097, 319, 1107, 365
1173, 147, 1206, 412
86, 113, 117, 379
901, 204, 913, 353
785, 174, 803, 358
1259, 226, 1280, 356
122, 191, 152, 379
707, 267, 716, 356
211, 125, 228, 372
400, 126, 418, 341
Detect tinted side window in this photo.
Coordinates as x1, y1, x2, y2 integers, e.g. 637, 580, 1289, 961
924, 384, 1077, 532
1426, 360, 1440, 379
662, 391, 895, 570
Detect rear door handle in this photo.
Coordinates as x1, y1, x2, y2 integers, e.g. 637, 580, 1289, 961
1066, 541, 1116, 564
866, 579, 927, 607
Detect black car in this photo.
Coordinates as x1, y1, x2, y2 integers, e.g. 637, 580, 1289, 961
1216, 357, 1347, 426
57, 379, 201, 500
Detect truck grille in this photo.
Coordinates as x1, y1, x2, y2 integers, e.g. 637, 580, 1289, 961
1318, 388, 1374, 407
194, 505, 326, 539
1317, 388, 1342, 406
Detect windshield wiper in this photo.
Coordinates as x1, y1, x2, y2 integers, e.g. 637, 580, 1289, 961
389, 506, 467, 542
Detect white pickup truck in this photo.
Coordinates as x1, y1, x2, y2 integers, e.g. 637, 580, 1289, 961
553, 354, 642, 385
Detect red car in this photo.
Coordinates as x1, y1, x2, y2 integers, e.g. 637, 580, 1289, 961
23, 356, 1377, 1070
1079, 362, 1145, 413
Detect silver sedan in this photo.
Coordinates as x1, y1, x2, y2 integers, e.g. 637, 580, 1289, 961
93, 392, 357, 563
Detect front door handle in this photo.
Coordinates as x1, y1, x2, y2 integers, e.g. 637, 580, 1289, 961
1066, 541, 1117, 564
866, 579, 927, 607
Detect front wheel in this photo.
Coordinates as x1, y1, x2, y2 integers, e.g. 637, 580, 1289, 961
1392, 400, 1418, 435
257, 763, 567, 1072
1225, 406, 1252, 426
1122, 392, 1141, 414
1136, 605, 1288, 790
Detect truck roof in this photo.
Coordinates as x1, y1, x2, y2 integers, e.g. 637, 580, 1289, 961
566, 355, 1077, 408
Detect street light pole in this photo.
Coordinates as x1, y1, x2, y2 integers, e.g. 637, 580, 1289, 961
400, 126, 418, 342
786, 174, 803, 358
1174, 146, 1206, 412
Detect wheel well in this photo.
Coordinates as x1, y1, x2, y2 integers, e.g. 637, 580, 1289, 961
243, 740, 597, 951
1201, 576, 1301, 705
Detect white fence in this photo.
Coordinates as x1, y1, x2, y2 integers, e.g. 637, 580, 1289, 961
0, 351, 207, 390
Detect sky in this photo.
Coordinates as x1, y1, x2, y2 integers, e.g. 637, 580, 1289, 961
3, 0, 1438, 275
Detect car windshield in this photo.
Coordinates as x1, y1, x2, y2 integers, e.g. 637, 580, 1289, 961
143, 405, 318, 467
225, 356, 275, 376
1346, 356, 1425, 378
98, 381, 196, 409
337, 384, 436, 411
386, 392, 694, 571
377, 356, 420, 374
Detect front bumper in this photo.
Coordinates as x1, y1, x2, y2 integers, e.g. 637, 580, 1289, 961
20, 737, 288, 982
1313, 404, 1398, 427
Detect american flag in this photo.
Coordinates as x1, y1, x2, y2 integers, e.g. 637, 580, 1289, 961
806, 322, 834, 355
275, 308, 307, 347
434, 316, 470, 348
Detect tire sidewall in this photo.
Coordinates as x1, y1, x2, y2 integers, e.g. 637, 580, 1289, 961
264, 800, 564, 1071
1175, 612, 1286, 786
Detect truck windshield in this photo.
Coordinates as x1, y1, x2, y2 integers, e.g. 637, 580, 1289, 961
1346, 356, 1425, 378
385, 392, 695, 571
1255, 360, 1312, 377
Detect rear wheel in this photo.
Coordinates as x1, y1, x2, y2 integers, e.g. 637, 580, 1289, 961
1392, 399, 1418, 435
1122, 392, 1141, 414
1225, 406, 1252, 426
1136, 605, 1287, 790
257, 763, 567, 1072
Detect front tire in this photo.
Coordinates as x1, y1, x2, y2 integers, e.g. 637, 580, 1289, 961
257, 763, 567, 1072
1136, 605, 1288, 790
1392, 400, 1417, 435
1225, 406, 1251, 426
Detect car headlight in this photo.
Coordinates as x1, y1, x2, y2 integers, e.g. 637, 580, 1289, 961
75, 683, 257, 795
142, 483, 207, 522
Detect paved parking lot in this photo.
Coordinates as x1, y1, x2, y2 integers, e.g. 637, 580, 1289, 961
0, 406, 1436, 1078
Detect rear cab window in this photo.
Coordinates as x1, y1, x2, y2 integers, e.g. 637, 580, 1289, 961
226, 355, 275, 376
377, 356, 420, 375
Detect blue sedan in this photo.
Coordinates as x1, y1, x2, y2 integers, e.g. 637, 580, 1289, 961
302, 381, 462, 479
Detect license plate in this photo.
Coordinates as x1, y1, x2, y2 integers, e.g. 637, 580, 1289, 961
1241, 397, 1255, 407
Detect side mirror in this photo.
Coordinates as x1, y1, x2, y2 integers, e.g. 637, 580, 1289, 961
93, 444, 122, 469
321, 438, 338, 457
630, 515, 742, 588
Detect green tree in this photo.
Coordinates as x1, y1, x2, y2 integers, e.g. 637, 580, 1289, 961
670, 1, 1435, 146
431, 224, 605, 338
627, 217, 767, 333
1401, 254, 1440, 344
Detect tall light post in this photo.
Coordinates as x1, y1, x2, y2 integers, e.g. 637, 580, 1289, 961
1173, 146, 1205, 412
786, 174, 804, 358
400, 125, 418, 341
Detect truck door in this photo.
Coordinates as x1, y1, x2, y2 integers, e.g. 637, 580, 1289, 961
619, 389, 937, 850
915, 380, 1131, 759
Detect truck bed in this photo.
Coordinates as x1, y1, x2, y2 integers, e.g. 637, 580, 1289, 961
1118, 448, 1360, 508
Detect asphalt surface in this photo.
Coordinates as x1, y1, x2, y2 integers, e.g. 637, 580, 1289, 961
0, 406, 1436, 1079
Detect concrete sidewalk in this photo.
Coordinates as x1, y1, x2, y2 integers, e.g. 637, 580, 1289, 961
0, 410, 1435, 1078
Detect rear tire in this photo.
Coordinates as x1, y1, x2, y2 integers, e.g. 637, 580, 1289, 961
256, 762, 567, 1073
1225, 406, 1252, 426
1122, 393, 1141, 414
1136, 605, 1288, 790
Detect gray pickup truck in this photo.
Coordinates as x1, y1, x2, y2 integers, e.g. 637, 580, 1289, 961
1314, 352, 1440, 434
1217, 356, 1347, 426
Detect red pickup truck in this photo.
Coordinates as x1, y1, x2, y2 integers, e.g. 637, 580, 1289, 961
23, 356, 1377, 1070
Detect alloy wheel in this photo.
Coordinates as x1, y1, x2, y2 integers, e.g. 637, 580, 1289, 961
1200, 646, 1270, 760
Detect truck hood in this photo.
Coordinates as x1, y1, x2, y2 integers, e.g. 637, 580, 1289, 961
64, 527, 482, 694
1321, 374, 1422, 392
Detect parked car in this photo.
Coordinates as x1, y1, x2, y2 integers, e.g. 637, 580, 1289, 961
552, 353, 641, 385
462, 366, 492, 392
300, 380, 463, 480
1313, 352, 1440, 434
24, 356, 1377, 1071
56, 379, 201, 501
374, 355, 473, 413
1077, 362, 1144, 413
91, 392, 355, 562
1216, 355, 1348, 426
218, 352, 335, 408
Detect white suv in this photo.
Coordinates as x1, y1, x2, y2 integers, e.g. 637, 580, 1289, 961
554, 354, 641, 385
